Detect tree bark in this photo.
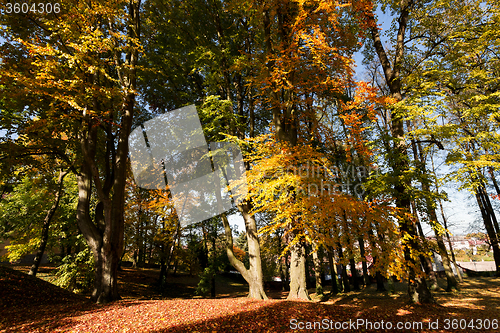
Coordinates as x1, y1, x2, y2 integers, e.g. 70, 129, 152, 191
439, 201, 463, 282
326, 247, 339, 294
358, 237, 370, 286
369, 0, 433, 303
349, 257, 360, 291
221, 209, 268, 299
414, 215, 439, 291
337, 244, 350, 293
475, 188, 500, 276
76, 0, 140, 304
287, 241, 310, 300
29, 170, 68, 276
312, 243, 323, 295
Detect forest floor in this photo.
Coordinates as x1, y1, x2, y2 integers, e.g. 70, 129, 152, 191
1, 264, 500, 332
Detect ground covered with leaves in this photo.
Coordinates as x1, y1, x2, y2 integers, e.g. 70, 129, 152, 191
1, 265, 499, 332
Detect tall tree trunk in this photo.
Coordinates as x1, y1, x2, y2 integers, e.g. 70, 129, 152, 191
337, 244, 350, 293
434, 228, 459, 291
414, 214, 439, 291
475, 188, 500, 276
349, 257, 360, 291
29, 170, 68, 276
413, 137, 458, 291
312, 243, 323, 295
263, 0, 308, 300
369, 0, 433, 303
479, 185, 500, 235
439, 200, 463, 282
287, 240, 310, 300
210, 234, 216, 298
326, 247, 339, 294
358, 237, 370, 286
76, 0, 140, 304
368, 230, 386, 292
431, 154, 463, 282
488, 166, 500, 196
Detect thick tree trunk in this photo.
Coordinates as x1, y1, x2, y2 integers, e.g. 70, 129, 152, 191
376, 270, 386, 292
29, 170, 67, 276
402, 215, 434, 303
287, 241, 310, 300
349, 258, 360, 291
221, 207, 267, 299
80, 1, 138, 304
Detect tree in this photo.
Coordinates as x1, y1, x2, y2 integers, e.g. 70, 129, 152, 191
0, 168, 75, 268
398, 0, 500, 276
365, 0, 434, 303
1, 0, 142, 303
140, 0, 270, 299
241, 0, 386, 300
29, 169, 68, 276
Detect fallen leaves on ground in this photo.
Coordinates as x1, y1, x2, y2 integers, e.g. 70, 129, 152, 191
1, 265, 499, 332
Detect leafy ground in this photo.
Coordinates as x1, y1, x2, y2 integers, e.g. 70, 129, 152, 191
1, 265, 500, 332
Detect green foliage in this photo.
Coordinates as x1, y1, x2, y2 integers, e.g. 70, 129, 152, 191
195, 266, 217, 297
0, 171, 78, 262
53, 244, 94, 294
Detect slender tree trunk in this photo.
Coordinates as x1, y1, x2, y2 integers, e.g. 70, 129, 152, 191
370, 0, 433, 303
29, 170, 68, 276
479, 185, 500, 235
358, 237, 370, 286
210, 235, 216, 298
131, 249, 137, 268
475, 188, 500, 276
439, 201, 463, 282
326, 247, 339, 294
368, 230, 386, 292
414, 214, 439, 291
164, 223, 180, 281
435, 229, 459, 291
431, 154, 463, 283
337, 245, 350, 293
277, 231, 288, 291
349, 258, 360, 291
488, 166, 500, 196
413, 137, 458, 291
312, 243, 323, 295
